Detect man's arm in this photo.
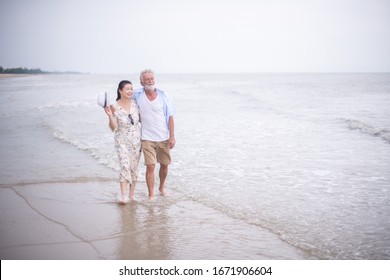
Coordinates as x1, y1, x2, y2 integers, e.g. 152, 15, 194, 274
168, 116, 175, 149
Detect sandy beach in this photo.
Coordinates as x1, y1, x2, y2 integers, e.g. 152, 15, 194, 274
0, 179, 311, 260
0, 74, 32, 79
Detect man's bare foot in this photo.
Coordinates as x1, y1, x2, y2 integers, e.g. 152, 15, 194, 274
159, 186, 167, 196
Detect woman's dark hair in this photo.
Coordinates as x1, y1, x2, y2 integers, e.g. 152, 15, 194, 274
116, 80, 132, 101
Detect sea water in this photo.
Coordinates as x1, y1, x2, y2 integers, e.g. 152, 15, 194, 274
1, 73, 389, 259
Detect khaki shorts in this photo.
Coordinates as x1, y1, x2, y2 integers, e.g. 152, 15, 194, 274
142, 140, 171, 166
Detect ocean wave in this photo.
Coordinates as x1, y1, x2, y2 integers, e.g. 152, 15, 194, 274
0, 100, 93, 118
341, 118, 390, 144
0, 106, 41, 118
43, 123, 146, 183
41, 121, 119, 171
38, 99, 93, 110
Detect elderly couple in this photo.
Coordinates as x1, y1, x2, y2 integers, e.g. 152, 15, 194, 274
103, 69, 175, 204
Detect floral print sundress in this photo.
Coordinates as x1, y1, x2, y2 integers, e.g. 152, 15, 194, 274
113, 101, 141, 184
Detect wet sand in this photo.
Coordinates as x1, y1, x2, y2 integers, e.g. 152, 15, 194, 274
0, 180, 312, 260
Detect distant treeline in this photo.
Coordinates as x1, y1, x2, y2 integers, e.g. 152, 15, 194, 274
0, 66, 85, 74
0, 66, 48, 74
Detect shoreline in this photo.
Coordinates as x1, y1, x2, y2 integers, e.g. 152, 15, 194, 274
0, 73, 86, 79
0, 74, 33, 79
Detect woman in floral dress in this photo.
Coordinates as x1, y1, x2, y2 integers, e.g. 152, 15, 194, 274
104, 80, 141, 204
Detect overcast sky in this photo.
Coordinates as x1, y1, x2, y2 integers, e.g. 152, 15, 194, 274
1, 0, 389, 74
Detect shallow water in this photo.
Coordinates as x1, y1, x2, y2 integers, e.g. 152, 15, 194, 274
1, 73, 389, 259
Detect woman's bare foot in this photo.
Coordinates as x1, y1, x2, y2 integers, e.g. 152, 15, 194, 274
119, 182, 128, 205
129, 184, 136, 201
119, 196, 127, 205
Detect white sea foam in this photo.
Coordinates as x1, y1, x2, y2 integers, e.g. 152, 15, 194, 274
342, 118, 390, 144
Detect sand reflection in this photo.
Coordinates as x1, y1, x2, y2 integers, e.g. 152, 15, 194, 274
117, 200, 171, 259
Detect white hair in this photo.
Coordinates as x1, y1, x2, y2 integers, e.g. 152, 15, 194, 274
140, 69, 154, 82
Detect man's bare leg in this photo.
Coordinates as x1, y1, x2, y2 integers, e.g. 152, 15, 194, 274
146, 164, 155, 199
159, 164, 168, 196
